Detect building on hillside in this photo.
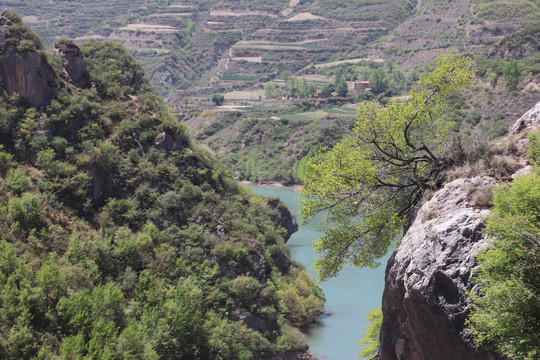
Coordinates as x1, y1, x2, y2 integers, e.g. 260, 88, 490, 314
347, 81, 370, 95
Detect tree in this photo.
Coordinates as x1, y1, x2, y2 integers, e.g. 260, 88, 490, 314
503, 59, 520, 90
300, 53, 475, 280
467, 171, 540, 360
264, 83, 285, 99
334, 72, 348, 97
358, 307, 382, 359
211, 93, 225, 106
369, 68, 388, 95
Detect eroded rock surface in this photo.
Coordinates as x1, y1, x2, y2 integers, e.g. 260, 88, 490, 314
53, 40, 89, 88
0, 15, 58, 107
378, 176, 501, 360
511, 100, 540, 133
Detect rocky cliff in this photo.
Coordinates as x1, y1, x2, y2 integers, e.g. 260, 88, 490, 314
377, 101, 540, 360
378, 176, 498, 360
53, 39, 89, 88
0, 12, 58, 107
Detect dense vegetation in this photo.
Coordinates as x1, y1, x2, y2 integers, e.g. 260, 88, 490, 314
467, 131, 540, 360
0, 20, 324, 359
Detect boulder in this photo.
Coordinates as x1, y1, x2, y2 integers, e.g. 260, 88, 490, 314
511, 101, 540, 134
53, 40, 89, 88
154, 131, 185, 154
378, 176, 502, 360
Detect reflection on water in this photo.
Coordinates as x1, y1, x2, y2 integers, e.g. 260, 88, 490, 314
249, 186, 391, 360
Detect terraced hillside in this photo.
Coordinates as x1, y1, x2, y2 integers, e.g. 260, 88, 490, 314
379, 0, 540, 68
1, 0, 539, 186
0, 0, 412, 93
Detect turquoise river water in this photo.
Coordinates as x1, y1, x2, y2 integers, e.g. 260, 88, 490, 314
249, 185, 391, 360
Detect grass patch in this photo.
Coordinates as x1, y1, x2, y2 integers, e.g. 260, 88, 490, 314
234, 106, 285, 111
221, 74, 260, 81
280, 111, 327, 121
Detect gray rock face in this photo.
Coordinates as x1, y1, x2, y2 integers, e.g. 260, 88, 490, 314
511, 101, 540, 134
0, 15, 58, 107
0, 46, 58, 108
53, 40, 89, 88
378, 176, 502, 360
153, 131, 185, 154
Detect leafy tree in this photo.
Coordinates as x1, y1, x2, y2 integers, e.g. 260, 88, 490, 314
369, 68, 388, 95
467, 171, 540, 360
300, 53, 475, 280
320, 83, 335, 95
211, 93, 225, 106
6, 168, 30, 194
264, 83, 285, 99
7, 193, 43, 231
358, 307, 382, 359
503, 59, 520, 90
297, 147, 318, 181
334, 72, 348, 97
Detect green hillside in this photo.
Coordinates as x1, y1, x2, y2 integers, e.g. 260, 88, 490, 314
0, 12, 323, 359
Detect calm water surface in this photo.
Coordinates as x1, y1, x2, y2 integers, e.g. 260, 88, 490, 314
249, 186, 391, 360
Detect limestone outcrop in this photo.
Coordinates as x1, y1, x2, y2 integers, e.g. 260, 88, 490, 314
378, 176, 501, 360
0, 14, 58, 107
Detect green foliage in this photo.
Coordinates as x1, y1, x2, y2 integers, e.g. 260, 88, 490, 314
0, 20, 323, 359
297, 147, 318, 181
231, 275, 262, 305
7, 192, 43, 231
334, 72, 348, 97
358, 307, 382, 359
467, 172, 540, 360
300, 53, 475, 280
82, 40, 147, 98
211, 93, 225, 106
527, 130, 540, 166
264, 83, 286, 99
6, 168, 30, 194
369, 68, 388, 95
503, 59, 521, 90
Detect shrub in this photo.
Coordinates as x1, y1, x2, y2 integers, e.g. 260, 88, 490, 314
6, 168, 30, 194
230, 275, 261, 305
7, 193, 43, 231
468, 172, 540, 359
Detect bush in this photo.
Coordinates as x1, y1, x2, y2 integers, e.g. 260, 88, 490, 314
6, 168, 30, 194
7, 193, 43, 231
468, 172, 540, 359
231, 275, 261, 305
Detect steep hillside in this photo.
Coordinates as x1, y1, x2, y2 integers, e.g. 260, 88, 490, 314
0, 12, 324, 359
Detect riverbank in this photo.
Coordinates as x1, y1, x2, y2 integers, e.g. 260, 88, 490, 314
239, 180, 303, 192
